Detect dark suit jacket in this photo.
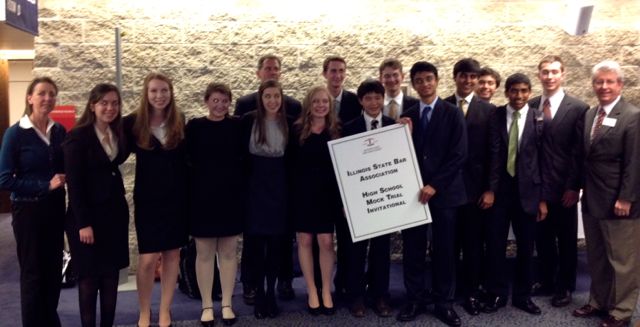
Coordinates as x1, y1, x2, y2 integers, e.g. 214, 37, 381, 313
234, 91, 302, 119
63, 124, 128, 229
401, 98, 467, 209
489, 106, 545, 215
402, 95, 419, 115
342, 114, 396, 137
339, 90, 363, 123
445, 95, 495, 203
529, 94, 589, 203
582, 98, 640, 219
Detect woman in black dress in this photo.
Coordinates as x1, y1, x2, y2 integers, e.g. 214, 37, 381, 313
123, 73, 188, 327
0, 77, 66, 327
290, 86, 341, 315
64, 84, 129, 327
185, 83, 243, 326
240, 80, 290, 319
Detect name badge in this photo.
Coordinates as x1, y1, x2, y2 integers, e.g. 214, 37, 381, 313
603, 117, 616, 127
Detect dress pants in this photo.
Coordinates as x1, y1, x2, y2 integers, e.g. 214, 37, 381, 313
485, 176, 536, 300
582, 212, 640, 320
11, 193, 65, 327
457, 203, 489, 297
535, 202, 578, 293
402, 206, 457, 309
334, 216, 350, 292
346, 234, 390, 301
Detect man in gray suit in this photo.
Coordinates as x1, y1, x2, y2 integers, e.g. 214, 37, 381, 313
573, 60, 640, 327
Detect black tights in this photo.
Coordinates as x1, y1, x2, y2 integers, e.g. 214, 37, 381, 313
247, 235, 283, 297
78, 271, 119, 327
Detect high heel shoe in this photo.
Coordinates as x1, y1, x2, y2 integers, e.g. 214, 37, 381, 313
200, 307, 214, 327
221, 305, 237, 326
307, 304, 321, 315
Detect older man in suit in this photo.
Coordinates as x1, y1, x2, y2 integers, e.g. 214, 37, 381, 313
484, 73, 547, 316
234, 54, 302, 118
529, 56, 589, 307
396, 61, 467, 326
444, 58, 496, 316
379, 58, 419, 119
572, 61, 640, 327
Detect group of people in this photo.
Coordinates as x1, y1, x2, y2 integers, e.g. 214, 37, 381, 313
0, 53, 637, 327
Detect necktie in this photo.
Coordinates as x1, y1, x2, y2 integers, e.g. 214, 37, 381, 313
334, 99, 341, 115
459, 99, 468, 117
543, 98, 552, 120
388, 100, 399, 120
591, 107, 606, 143
371, 119, 379, 130
507, 110, 520, 177
420, 106, 432, 132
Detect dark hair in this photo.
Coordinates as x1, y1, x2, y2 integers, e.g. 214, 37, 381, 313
505, 73, 532, 91
24, 77, 58, 116
538, 55, 565, 72
255, 80, 288, 145
378, 58, 403, 75
257, 54, 281, 70
295, 86, 340, 144
75, 83, 124, 143
133, 72, 184, 150
357, 79, 385, 99
453, 58, 481, 78
479, 67, 502, 88
410, 61, 439, 82
204, 82, 232, 102
322, 56, 346, 73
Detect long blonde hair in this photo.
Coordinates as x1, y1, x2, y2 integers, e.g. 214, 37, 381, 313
294, 86, 340, 145
133, 73, 184, 150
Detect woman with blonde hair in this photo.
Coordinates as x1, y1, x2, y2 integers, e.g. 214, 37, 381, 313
123, 72, 188, 327
290, 86, 341, 315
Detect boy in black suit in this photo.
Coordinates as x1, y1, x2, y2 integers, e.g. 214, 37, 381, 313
342, 79, 396, 318
484, 73, 548, 315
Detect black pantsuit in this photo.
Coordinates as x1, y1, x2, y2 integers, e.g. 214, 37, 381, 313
12, 191, 65, 327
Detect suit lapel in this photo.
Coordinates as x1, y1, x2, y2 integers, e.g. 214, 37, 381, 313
591, 100, 623, 146
584, 106, 597, 155
498, 107, 508, 145
551, 96, 571, 127
88, 126, 113, 164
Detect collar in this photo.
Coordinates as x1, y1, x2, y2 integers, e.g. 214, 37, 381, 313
420, 97, 438, 112
384, 91, 404, 106
19, 115, 55, 133
363, 111, 383, 126
507, 103, 529, 118
601, 95, 622, 115
334, 89, 344, 102
542, 88, 565, 109
455, 92, 474, 105
94, 124, 113, 141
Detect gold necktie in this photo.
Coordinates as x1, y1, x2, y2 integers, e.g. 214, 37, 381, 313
459, 99, 468, 117
388, 100, 399, 120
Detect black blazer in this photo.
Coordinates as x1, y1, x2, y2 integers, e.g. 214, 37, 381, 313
489, 106, 545, 215
342, 114, 396, 137
401, 98, 468, 209
402, 95, 419, 113
63, 124, 128, 229
339, 90, 363, 123
234, 91, 302, 119
528, 94, 589, 202
445, 95, 495, 203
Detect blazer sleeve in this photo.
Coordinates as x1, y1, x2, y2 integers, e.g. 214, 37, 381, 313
618, 107, 640, 202
63, 129, 93, 228
566, 102, 589, 192
428, 107, 468, 192
0, 126, 51, 196
488, 108, 502, 193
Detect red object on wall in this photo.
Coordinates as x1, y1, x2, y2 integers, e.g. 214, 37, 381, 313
50, 105, 76, 131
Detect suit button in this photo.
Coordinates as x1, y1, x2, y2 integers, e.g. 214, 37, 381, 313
112, 172, 116, 176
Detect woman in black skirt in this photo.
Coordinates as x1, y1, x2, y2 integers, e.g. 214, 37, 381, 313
290, 86, 341, 315
123, 73, 188, 327
64, 83, 129, 327
185, 83, 244, 326
240, 80, 291, 319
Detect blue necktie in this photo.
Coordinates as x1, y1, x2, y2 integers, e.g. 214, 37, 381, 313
421, 106, 432, 132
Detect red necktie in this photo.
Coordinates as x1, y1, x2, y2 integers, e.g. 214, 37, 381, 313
543, 98, 552, 120
590, 107, 606, 143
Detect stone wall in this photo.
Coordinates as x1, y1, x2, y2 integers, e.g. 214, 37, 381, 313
34, 0, 640, 271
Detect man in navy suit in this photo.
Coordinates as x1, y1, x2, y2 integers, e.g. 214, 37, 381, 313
234, 54, 302, 119
484, 73, 548, 315
379, 58, 419, 120
396, 62, 467, 326
444, 58, 496, 316
342, 79, 396, 318
529, 56, 589, 307
322, 56, 362, 123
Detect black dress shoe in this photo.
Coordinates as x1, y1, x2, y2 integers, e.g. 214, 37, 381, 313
434, 307, 461, 327
463, 296, 483, 315
322, 305, 336, 316
551, 291, 572, 307
372, 297, 393, 317
243, 284, 256, 306
396, 302, 424, 322
349, 298, 366, 318
267, 294, 280, 318
253, 298, 267, 319
513, 298, 542, 315
277, 280, 295, 301
482, 294, 507, 313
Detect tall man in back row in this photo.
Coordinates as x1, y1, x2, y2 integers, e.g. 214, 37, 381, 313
379, 58, 419, 120
529, 55, 589, 307
573, 60, 640, 327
